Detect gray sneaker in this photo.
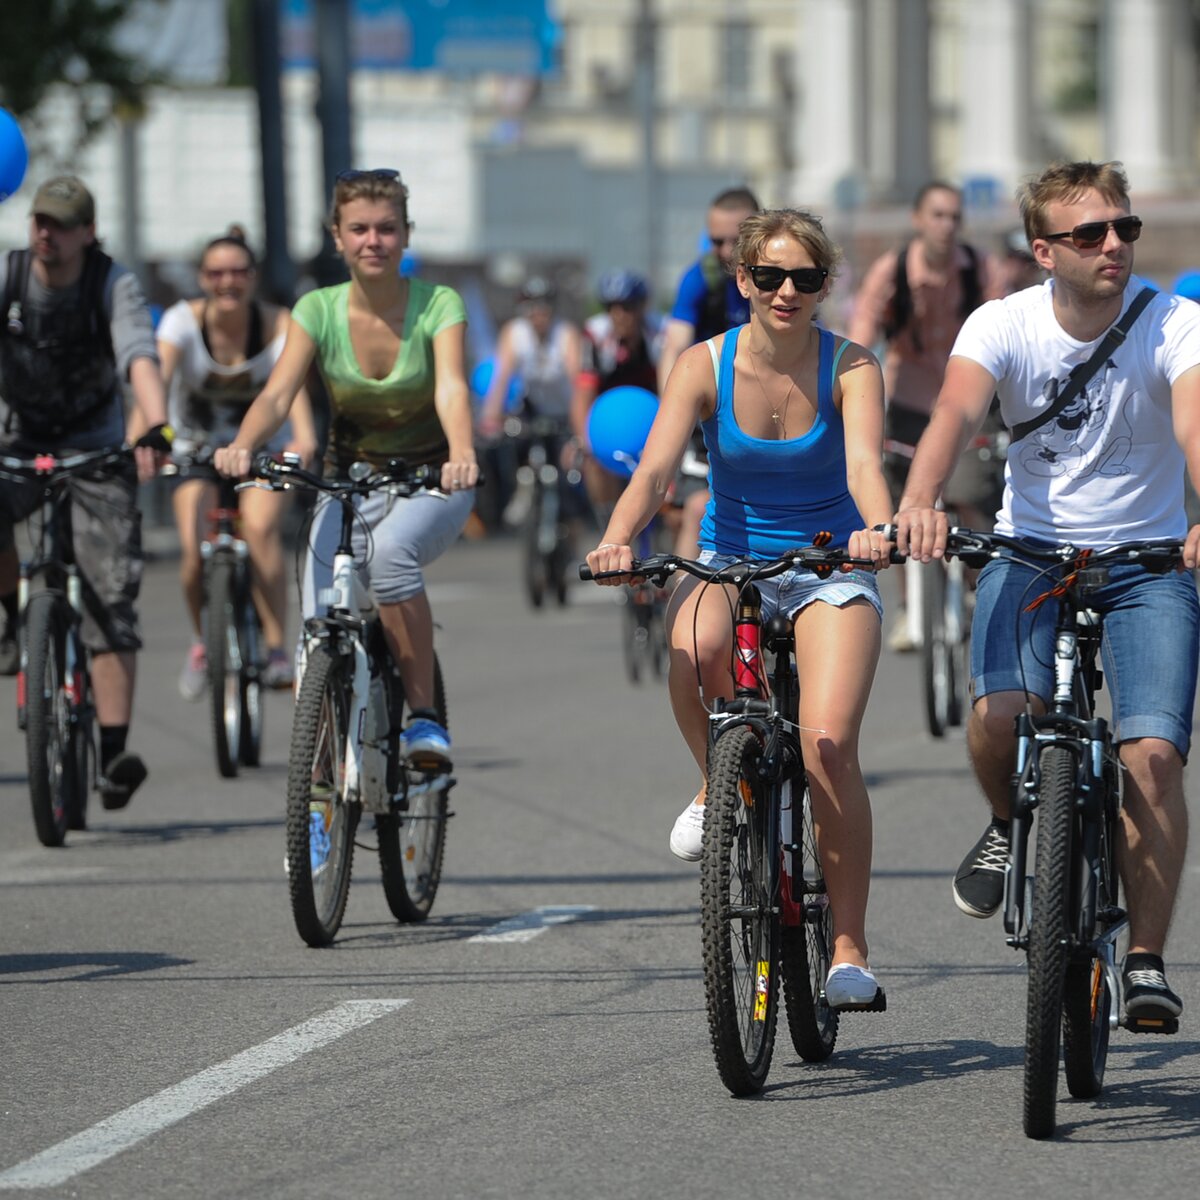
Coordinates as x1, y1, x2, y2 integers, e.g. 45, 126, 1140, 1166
178, 642, 207, 701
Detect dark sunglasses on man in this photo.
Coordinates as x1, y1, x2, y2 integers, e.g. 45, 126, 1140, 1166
1040, 215, 1142, 250
745, 264, 828, 294
335, 168, 402, 183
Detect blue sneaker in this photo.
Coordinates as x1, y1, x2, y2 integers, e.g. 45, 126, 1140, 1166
309, 808, 330, 874
400, 717, 451, 767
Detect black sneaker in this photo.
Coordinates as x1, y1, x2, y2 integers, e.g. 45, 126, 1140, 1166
952, 818, 1010, 918
97, 751, 148, 811
1124, 954, 1182, 1030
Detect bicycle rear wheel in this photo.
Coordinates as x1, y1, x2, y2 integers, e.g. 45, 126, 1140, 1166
700, 724, 779, 1095
206, 560, 242, 778
621, 588, 652, 685
237, 588, 264, 769
66, 647, 92, 832
378, 654, 449, 922
1023, 744, 1075, 1139
522, 493, 546, 609
285, 641, 357, 946
781, 783, 839, 1061
25, 593, 73, 847
921, 562, 955, 738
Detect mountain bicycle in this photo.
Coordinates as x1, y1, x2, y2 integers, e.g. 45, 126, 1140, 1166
620, 519, 669, 685
582, 543, 890, 1095
914, 526, 1184, 1140
166, 447, 265, 778
245, 455, 456, 947
1, 445, 130, 847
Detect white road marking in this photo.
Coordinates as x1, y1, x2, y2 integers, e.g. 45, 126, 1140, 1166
0, 850, 105, 885
0, 999, 410, 1190
467, 905, 596, 944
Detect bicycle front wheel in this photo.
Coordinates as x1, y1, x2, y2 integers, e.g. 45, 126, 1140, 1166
378, 655, 449, 922
25, 593, 73, 847
285, 641, 357, 946
700, 724, 779, 1096
1023, 744, 1075, 1139
206, 560, 242, 778
921, 562, 955, 738
781, 783, 839, 1061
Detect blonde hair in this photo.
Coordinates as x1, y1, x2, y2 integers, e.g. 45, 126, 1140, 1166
1019, 161, 1130, 242
733, 208, 842, 279
328, 171, 410, 231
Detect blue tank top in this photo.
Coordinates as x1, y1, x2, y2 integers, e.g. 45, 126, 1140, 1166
698, 324, 863, 557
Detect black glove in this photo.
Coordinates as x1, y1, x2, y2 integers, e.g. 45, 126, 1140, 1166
134, 423, 174, 454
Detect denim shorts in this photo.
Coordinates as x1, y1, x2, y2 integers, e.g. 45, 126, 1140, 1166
696, 551, 883, 623
970, 551, 1200, 756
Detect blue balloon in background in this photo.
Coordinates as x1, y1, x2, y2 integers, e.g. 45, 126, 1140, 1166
0, 109, 29, 202
470, 357, 523, 412
1173, 270, 1200, 302
399, 249, 420, 278
588, 385, 659, 478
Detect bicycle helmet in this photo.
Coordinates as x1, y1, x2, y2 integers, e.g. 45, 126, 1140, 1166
518, 275, 556, 305
597, 269, 648, 306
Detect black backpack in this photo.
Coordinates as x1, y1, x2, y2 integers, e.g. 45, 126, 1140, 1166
883, 240, 982, 352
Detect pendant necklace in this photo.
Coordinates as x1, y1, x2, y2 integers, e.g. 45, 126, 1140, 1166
750, 353, 797, 438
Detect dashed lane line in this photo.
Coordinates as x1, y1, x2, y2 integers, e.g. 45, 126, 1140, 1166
0, 999, 410, 1190
467, 905, 597, 944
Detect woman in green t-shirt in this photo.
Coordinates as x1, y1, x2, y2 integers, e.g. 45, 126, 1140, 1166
215, 170, 477, 763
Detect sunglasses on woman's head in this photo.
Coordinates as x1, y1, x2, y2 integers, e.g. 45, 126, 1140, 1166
1041, 215, 1142, 249
746, 264, 828, 294
336, 168, 401, 183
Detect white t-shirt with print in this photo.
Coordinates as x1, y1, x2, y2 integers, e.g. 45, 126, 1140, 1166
951, 276, 1200, 546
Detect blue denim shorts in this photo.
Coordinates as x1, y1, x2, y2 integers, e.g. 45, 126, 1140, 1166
697, 551, 883, 623
970, 551, 1200, 756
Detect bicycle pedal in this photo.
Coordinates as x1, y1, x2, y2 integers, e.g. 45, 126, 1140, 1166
1123, 1013, 1179, 1035
831, 987, 887, 1014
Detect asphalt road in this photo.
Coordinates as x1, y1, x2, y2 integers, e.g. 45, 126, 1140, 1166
1, 534, 1198, 1198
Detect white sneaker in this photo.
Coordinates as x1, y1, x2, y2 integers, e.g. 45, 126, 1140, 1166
824, 963, 881, 1009
886, 613, 916, 653
178, 642, 207, 701
669, 798, 705, 862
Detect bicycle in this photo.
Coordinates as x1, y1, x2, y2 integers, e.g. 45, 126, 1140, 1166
619, 520, 669, 686
582, 543, 889, 1095
166, 447, 265, 778
244, 454, 456, 947
1, 445, 130, 846
906, 525, 1184, 1139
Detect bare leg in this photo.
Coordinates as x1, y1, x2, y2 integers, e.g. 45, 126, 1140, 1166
1118, 738, 1188, 956
172, 479, 216, 638
793, 598, 881, 969
965, 690, 1045, 820
238, 486, 291, 650
377, 591, 436, 712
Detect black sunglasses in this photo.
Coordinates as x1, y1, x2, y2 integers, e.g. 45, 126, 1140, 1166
746, 264, 828, 294
1041, 215, 1142, 249
336, 168, 402, 183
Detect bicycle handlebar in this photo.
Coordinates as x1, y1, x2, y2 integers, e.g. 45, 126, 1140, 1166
874, 524, 1184, 572
242, 453, 458, 497
0, 444, 133, 482
580, 545, 902, 587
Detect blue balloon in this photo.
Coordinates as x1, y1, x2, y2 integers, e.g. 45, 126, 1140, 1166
1173, 270, 1200, 301
470, 357, 523, 411
399, 249, 420, 278
0, 109, 28, 203
587, 385, 659, 478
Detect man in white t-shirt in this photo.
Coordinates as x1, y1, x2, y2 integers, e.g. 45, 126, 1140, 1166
893, 161, 1200, 1029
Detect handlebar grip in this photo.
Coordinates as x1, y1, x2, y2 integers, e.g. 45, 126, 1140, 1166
874, 523, 898, 541
578, 564, 594, 581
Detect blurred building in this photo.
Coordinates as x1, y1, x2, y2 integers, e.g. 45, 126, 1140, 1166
3, 0, 1200, 307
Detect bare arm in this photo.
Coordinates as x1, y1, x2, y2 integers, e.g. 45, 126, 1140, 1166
845, 253, 894, 350
214, 321, 317, 477
479, 323, 517, 435
656, 318, 696, 394
895, 354, 997, 560
836, 341, 893, 568
587, 340, 714, 582
1171, 362, 1200, 569
431, 320, 479, 490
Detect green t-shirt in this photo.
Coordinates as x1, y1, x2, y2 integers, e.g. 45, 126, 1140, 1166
292, 278, 467, 471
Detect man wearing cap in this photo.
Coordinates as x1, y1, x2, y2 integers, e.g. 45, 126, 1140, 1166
0, 174, 171, 812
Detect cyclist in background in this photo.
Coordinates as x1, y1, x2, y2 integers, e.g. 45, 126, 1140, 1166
847, 181, 1005, 650
156, 226, 317, 700
0, 175, 171, 809
893, 160, 1200, 1027
215, 168, 476, 765
658, 187, 761, 557
572, 269, 664, 520
587, 209, 893, 1009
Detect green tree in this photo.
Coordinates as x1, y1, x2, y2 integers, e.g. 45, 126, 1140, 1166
0, 0, 162, 159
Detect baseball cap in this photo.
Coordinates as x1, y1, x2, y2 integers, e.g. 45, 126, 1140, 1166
30, 176, 95, 227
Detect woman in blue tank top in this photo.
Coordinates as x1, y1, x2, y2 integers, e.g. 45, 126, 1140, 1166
586, 209, 893, 1009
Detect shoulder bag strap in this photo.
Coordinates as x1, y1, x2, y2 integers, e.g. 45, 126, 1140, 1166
1010, 286, 1156, 443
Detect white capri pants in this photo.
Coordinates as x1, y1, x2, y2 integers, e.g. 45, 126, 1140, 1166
300, 486, 474, 618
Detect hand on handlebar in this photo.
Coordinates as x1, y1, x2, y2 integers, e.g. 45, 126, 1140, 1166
214, 445, 255, 479
585, 541, 636, 586
847, 525, 896, 571
891, 505, 948, 563
439, 455, 480, 494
